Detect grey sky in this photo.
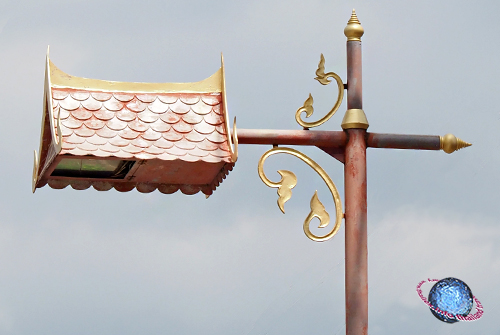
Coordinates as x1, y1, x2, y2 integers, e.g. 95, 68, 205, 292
0, 0, 498, 334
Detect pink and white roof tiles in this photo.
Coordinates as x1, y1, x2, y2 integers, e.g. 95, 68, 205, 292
53, 90, 229, 161
33, 52, 237, 195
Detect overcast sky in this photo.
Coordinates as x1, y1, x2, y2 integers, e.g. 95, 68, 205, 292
0, 0, 498, 334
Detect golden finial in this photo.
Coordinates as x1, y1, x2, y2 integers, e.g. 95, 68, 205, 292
347, 9, 361, 25
440, 134, 472, 154
344, 9, 364, 42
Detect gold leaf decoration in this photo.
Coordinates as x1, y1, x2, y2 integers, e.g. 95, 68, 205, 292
297, 93, 314, 119
314, 54, 331, 85
276, 170, 297, 213
305, 191, 330, 228
295, 54, 344, 128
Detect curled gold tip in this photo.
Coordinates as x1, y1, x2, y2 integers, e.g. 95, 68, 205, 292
344, 9, 364, 41
32, 150, 39, 193
440, 134, 472, 154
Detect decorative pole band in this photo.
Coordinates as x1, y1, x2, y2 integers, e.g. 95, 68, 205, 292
341, 108, 369, 130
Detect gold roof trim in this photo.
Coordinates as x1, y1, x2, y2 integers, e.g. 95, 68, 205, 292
33, 48, 60, 193
49, 58, 223, 94
220, 54, 238, 163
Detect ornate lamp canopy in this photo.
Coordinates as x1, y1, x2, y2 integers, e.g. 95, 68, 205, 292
33, 49, 237, 196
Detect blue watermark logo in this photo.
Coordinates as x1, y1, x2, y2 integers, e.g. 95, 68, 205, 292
416, 277, 483, 323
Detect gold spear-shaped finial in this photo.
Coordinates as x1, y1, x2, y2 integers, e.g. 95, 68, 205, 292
344, 9, 364, 41
440, 134, 472, 154
348, 9, 361, 25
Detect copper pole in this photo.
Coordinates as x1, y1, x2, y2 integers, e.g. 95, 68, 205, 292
343, 10, 368, 335
237, 129, 347, 147
237, 129, 448, 151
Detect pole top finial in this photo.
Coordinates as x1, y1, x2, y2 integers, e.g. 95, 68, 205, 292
344, 9, 364, 41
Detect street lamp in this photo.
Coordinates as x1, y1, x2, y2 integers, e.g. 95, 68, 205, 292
33, 50, 237, 194
32, 10, 470, 335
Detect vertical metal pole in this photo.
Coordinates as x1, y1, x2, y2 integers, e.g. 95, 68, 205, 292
342, 10, 368, 335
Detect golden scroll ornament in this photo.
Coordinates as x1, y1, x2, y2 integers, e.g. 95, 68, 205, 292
295, 54, 344, 129
258, 147, 343, 242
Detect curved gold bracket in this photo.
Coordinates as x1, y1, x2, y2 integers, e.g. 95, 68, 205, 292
231, 116, 238, 162
55, 108, 62, 152
32, 150, 39, 193
258, 147, 343, 242
295, 54, 344, 129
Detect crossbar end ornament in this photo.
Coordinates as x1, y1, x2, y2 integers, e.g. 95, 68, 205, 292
440, 134, 472, 154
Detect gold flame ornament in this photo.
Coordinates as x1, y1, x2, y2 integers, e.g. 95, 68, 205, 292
258, 147, 343, 242
275, 170, 297, 213
304, 191, 331, 238
295, 54, 344, 129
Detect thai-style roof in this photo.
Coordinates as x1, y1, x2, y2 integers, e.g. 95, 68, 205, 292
33, 49, 237, 195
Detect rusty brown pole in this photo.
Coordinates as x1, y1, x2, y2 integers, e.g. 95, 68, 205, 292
342, 10, 369, 335
237, 129, 347, 147
366, 133, 440, 150
236, 129, 449, 151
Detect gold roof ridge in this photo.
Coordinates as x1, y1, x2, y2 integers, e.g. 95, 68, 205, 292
48, 56, 223, 94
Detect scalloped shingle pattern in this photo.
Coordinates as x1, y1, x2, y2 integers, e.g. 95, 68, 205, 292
52, 88, 232, 163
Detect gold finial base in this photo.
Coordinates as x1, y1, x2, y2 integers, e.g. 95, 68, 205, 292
344, 9, 364, 41
341, 109, 369, 130
440, 134, 472, 154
